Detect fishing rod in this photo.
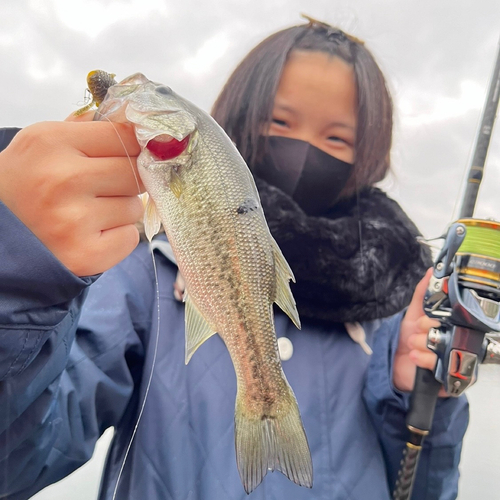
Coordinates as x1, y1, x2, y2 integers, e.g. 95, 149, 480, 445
393, 37, 500, 500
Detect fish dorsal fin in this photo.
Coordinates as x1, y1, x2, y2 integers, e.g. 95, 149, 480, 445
143, 193, 162, 242
272, 238, 301, 330
184, 294, 217, 364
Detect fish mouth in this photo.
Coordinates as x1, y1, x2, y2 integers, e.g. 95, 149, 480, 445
146, 134, 190, 160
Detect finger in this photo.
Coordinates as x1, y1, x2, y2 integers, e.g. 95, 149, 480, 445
416, 315, 441, 332
438, 388, 449, 398
98, 224, 141, 264
410, 349, 438, 371
405, 267, 434, 322
173, 272, 186, 301
79, 225, 141, 276
408, 332, 431, 352
92, 196, 145, 231
83, 157, 145, 195
61, 121, 141, 158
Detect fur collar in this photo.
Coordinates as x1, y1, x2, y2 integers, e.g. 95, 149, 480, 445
255, 178, 432, 323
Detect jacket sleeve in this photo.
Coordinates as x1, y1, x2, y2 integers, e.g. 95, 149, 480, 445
363, 314, 469, 500
0, 201, 154, 499
0, 128, 20, 152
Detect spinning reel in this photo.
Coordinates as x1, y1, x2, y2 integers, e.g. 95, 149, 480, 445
423, 218, 500, 396
393, 219, 500, 500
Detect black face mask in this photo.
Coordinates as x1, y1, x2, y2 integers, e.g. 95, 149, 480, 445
253, 136, 353, 216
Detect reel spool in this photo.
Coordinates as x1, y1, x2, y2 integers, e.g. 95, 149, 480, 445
455, 219, 500, 299
423, 218, 500, 396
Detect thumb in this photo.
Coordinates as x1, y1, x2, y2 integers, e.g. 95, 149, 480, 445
405, 267, 434, 322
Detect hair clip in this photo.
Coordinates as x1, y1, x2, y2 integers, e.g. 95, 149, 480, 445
300, 14, 365, 46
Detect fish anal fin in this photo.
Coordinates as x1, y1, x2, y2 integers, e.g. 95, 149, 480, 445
271, 238, 301, 329
184, 294, 217, 364
143, 193, 162, 242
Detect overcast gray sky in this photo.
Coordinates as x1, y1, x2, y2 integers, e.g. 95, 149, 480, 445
1, 1, 500, 498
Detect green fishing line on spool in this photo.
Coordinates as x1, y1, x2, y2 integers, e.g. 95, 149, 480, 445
457, 223, 500, 260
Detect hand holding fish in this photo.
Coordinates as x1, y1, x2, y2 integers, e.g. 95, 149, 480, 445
0, 116, 144, 276
393, 268, 444, 393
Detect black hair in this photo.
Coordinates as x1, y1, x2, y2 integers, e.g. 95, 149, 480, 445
211, 21, 393, 197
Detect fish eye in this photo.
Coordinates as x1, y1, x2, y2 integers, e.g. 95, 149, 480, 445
156, 86, 173, 95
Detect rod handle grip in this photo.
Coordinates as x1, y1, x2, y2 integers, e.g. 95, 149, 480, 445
406, 367, 441, 433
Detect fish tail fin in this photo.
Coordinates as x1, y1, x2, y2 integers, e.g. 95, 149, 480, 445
234, 387, 313, 494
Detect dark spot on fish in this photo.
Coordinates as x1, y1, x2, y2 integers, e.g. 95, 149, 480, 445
237, 198, 259, 215
156, 85, 172, 95
262, 394, 275, 406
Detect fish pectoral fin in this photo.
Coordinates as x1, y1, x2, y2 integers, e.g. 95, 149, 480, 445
272, 238, 301, 330
143, 193, 162, 241
184, 294, 217, 364
169, 169, 183, 198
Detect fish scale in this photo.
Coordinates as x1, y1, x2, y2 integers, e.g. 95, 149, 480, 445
92, 71, 313, 494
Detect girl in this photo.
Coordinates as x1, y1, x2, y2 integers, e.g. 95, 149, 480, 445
0, 19, 467, 500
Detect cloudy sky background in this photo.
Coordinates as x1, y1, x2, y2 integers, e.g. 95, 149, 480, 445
1, 0, 499, 498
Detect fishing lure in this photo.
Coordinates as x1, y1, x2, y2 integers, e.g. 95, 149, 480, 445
74, 70, 117, 116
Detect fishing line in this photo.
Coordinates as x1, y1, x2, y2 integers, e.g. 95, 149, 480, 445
112, 253, 161, 500
94, 110, 162, 500
457, 221, 500, 259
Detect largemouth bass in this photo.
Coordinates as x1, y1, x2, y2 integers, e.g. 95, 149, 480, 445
90, 71, 313, 493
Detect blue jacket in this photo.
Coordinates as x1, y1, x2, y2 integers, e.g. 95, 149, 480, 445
0, 131, 468, 500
